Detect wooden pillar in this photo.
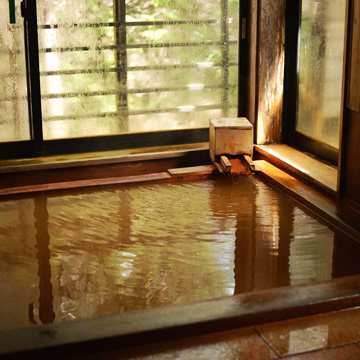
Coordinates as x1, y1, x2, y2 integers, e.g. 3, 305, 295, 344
256, 0, 286, 144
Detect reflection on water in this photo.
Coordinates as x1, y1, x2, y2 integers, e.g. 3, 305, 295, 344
0, 176, 359, 331
290, 207, 334, 285
289, 325, 329, 353
34, 197, 55, 324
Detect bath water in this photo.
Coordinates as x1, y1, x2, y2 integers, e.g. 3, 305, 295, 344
1, 176, 359, 331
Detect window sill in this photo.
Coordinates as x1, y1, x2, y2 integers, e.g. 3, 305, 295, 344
254, 144, 338, 196
0, 143, 209, 174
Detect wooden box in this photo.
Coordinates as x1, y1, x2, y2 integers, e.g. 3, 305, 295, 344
209, 118, 253, 162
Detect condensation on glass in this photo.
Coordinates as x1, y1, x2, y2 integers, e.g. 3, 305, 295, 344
36, 0, 239, 139
296, 0, 346, 149
0, 0, 30, 142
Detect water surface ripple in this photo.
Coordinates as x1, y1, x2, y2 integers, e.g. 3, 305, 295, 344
0, 176, 359, 330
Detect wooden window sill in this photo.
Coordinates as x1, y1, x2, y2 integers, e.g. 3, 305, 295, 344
254, 144, 338, 196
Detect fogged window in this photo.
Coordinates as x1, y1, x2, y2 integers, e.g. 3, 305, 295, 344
296, 0, 346, 149
0, 0, 30, 142
37, 0, 239, 140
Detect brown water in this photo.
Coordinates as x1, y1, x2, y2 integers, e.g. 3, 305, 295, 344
1, 176, 359, 331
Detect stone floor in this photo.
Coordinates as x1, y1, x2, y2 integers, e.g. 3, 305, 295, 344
93, 306, 360, 360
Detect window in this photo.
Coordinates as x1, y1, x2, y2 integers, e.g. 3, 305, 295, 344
1, 0, 246, 158
284, 0, 347, 165
0, 0, 30, 142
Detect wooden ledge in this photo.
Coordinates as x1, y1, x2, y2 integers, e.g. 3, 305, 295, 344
254, 144, 337, 196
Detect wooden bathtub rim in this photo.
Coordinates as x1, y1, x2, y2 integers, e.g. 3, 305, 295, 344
0, 144, 210, 174
1, 157, 359, 246
1, 275, 360, 359
0, 147, 212, 192
0, 166, 218, 200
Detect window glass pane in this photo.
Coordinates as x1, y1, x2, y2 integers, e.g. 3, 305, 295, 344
37, 0, 239, 140
296, 0, 346, 149
0, 1, 30, 142
128, 109, 224, 132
